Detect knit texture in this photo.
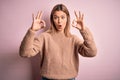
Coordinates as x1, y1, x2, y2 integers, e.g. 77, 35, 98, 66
19, 27, 97, 79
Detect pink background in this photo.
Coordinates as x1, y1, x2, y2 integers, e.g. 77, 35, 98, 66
0, 0, 120, 80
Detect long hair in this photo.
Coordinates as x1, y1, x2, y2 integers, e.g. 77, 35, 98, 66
49, 4, 71, 37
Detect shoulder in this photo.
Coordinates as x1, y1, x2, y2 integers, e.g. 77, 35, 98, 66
70, 34, 83, 44
37, 31, 52, 39
70, 34, 79, 40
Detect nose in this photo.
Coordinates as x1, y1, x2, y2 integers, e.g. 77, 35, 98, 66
58, 18, 61, 24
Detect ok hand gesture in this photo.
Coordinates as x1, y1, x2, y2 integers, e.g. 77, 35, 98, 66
72, 11, 85, 30
31, 11, 46, 31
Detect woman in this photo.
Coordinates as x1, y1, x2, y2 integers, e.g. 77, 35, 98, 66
19, 4, 97, 80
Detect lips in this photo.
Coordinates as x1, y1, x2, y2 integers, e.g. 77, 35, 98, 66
57, 25, 62, 29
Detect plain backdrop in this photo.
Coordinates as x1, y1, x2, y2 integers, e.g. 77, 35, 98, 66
0, 0, 120, 80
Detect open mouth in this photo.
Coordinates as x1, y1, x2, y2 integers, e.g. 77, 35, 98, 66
58, 25, 62, 28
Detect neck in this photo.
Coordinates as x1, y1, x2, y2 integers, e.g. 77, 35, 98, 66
55, 30, 65, 37
57, 30, 64, 33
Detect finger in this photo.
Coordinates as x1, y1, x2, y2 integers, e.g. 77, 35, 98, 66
72, 19, 77, 27
32, 13, 35, 21
40, 20, 46, 28
36, 11, 40, 19
81, 13, 84, 20
38, 11, 42, 19
79, 11, 81, 18
42, 20, 46, 27
74, 10, 78, 19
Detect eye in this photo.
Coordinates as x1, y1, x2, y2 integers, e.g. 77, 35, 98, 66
53, 16, 58, 19
61, 16, 65, 19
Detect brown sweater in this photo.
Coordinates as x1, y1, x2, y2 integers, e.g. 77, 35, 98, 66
19, 27, 97, 79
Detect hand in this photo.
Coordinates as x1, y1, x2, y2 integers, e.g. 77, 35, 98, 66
72, 11, 85, 30
31, 11, 46, 31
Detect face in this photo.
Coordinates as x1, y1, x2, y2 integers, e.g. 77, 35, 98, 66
53, 11, 67, 32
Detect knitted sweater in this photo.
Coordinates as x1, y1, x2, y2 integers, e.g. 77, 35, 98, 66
19, 27, 97, 79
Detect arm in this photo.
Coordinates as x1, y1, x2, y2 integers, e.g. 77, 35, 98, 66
72, 11, 97, 57
19, 29, 44, 57
78, 27, 97, 57
19, 11, 46, 58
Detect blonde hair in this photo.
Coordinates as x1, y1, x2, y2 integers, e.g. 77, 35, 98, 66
49, 4, 71, 37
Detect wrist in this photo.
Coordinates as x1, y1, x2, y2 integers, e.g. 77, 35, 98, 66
80, 26, 86, 31
31, 25, 38, 31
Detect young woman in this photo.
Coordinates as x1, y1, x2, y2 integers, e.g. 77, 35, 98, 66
19, 4, 97, 80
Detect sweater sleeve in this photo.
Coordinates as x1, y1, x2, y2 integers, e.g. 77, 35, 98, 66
75, 27, 97, 57
19, 29, 44, 58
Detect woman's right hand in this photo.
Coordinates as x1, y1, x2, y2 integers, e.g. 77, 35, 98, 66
31, 11, 46, 31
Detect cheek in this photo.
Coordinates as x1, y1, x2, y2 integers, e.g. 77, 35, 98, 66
63, 19, 67, 25
53, 20, 57, 25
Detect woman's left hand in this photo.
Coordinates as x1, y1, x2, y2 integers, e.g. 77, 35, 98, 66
72, 11, 85, 30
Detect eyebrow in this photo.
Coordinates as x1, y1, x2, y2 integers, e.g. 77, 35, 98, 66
53, 14, 66, 17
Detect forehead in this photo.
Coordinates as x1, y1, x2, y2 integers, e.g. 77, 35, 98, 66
53, 11, 66, 16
